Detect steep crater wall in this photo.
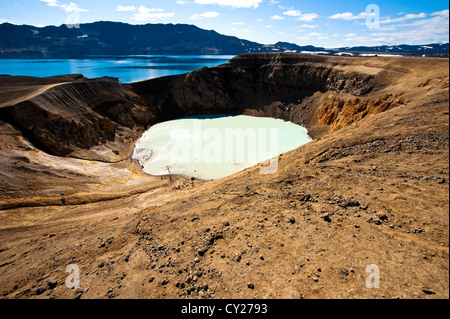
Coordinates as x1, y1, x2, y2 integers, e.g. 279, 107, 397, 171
129, 54, 383, 121
0, 54, 407, 160
0, 80, 150, 160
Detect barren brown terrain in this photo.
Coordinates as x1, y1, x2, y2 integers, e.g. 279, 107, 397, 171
0, 54, 448, 299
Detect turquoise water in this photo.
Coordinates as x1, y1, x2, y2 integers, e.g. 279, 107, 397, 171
133, 114, 312, 181
0, 55, 235, 83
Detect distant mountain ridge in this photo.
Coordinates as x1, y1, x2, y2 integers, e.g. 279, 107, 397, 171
0, 21, 448, 58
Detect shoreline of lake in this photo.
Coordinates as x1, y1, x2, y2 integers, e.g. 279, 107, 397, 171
133, 114, 312, 181
0, 55, 235, 83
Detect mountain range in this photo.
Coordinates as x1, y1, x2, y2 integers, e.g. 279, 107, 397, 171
0, 21, 448, 58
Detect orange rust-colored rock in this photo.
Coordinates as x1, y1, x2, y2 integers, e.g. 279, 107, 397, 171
318, 93, 408, 132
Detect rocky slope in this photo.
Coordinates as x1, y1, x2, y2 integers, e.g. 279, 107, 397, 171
0, 54, 448, 299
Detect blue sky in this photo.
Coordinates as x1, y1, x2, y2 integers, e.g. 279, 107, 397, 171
1, 0, 448, 48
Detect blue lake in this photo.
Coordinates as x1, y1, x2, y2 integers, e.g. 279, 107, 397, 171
0, 55, 235, 83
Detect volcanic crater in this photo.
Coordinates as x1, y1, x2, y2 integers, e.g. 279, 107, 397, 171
0, 53, 448, 299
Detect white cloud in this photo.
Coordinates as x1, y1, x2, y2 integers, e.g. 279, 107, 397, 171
283, 9, 319, 21
133, 12, 175, 21
297, 36, 310, 40
40, 0, 59, 7
386, 15, 448, 42
64, 3, 81, 12
116, 5, 136, 12
363, 11, 449, 44
301, 24, 319, 29
62, 2, 89, 12
194, 0, 262, 9
431, 9, 449, 18
176, 0, 189, 4
318, 36, 328, 40
133, 6, 175, 21
137, 6, 163, 14
329, 12, 371, 20
345, 12, 449, 46
278, 5, 292, 10
345, 33, 356, 37
343, 35, 385, 45
331, 11, 428, 25
39, 0, 88, 12
232, 22, 245, 25
270, 15, 284, 20
190, 11, 219, 20
375, 26, 397, 31
380, 13, 426, 24
296, 13, 319, 22
232, 26, 252, 34
283, 10, 301, 17
308, 32, 322, 37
